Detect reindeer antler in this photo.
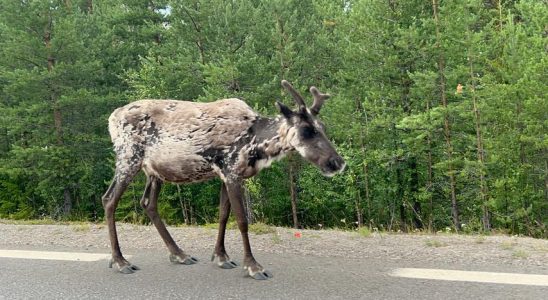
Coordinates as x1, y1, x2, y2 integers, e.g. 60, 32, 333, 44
309, 86, 330, 115
281, 80, 306, 110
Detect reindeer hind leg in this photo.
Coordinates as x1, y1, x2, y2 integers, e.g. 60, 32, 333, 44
140, 175, 198, 265
102, 146, 143, 274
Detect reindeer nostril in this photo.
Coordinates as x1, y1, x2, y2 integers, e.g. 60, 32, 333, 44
327, 156, 343, 171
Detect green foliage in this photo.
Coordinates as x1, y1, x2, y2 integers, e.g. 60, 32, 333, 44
0, 0, 545, 237
357, 227, 371, 238
425, 239, 447, 248
249, 223, 276, 235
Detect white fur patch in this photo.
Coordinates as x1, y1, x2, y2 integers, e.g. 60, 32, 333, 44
255, 152, 287, 171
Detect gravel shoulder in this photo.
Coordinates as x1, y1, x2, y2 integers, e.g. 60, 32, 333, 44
1, 221, 546, 271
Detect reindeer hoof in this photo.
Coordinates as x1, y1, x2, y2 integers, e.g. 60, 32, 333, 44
220, 260, 239, 269
249, 269, 273, 280
244, 264, 273, 280
169, 254, 198, 265
109, 258, 140, 274
119, 264, 140, 274
211, 253, 239, 269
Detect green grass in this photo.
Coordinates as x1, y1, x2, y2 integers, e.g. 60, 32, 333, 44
72, 223, 91, 232
203, 221, 273, 234
475, 236, 486, 244
0, 218, 60, 225
500, 240, 517, 250
203, 223, 219, 230
307, 234, 322, 239
0, 218, 100, 227
512, 249, 529, 259
357, 227, 372, 238
203, 221, 238, 230
425, 239, 447, 247
271, 232, 282, 244
249, 222, 276, 235
533, 244, 548, 252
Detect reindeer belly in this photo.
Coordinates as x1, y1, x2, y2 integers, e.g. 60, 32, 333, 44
142, 154, 218, 183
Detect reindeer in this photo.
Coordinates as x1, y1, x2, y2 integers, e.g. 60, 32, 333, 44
102, 80, 345, 280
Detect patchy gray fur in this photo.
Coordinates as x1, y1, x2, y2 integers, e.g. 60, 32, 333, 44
108, 98, 301, 183
102, 81, 345, 280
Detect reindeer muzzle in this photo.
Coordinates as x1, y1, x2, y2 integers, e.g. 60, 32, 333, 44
322, 155, 346, 177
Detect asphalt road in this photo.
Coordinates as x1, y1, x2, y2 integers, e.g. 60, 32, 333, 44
0, 246, 547, 300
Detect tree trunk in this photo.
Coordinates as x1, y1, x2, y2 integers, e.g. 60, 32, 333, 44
182, 5, 206, 65
432, 0, 460, 231
426, 100, 434, 232
87, 0, 93, 14
400, 69, 423, 230
468, 45, 490, 231
63, 187, 72, 216
44, 13, 63, 146
64, 0, 72, 11
0, 127, 8, 153
544, 156, 548, 207
177, 185, 190, 225
244, 186, 254, 224
44, 10, 72, 216
364, 160, 372, 228
355, 97, 370, 228
355, 183, 364, 228
276, 16, 290, 80
409, 158, 423, 229
497, 0, 503, 31
396, 166, 407, 232
289, 158, 300, 229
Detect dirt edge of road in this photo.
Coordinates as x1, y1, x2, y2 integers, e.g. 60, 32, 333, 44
0, 222, 546, 269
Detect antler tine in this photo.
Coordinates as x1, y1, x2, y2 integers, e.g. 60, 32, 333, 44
281, 80, 306, 110
309, 86, 330, 115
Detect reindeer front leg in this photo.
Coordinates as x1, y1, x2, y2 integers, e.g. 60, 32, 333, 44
212, 182, 239, 269
224, 179, 273, 280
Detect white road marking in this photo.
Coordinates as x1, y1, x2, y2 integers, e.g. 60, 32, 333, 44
0, 250, 115, 262
391, 268, 548, 286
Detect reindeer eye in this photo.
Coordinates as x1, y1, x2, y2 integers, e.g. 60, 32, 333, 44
300, 126, 317, 139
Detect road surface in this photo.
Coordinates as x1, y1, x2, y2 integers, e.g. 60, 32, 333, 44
0, 245, 547, 299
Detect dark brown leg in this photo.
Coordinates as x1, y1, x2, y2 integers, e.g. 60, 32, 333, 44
224, 180, 272, 280
140, 175, 197, 265
211, 183, 238, 269
102, 173, 139, 274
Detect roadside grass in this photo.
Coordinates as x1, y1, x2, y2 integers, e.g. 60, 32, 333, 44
306, 234, 322, 238
425, 239, 447, 247
532, 244, 548, 252
0, 218, 60, 225
271, 232, 282, 244
356, 227, 372, 238
72, 223, 91, 232
203, 221, 238, 231
500, 240, 517, 250
512, 249, 529, 259
203, 223, 219, 230
203, 222, 274, 235
249, 222, 276, 235
475, 236, 486, 244
1, 219, 541, 246
0, 218, 96, 227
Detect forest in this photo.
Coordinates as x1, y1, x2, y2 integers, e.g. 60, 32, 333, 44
0, 0, 546, 238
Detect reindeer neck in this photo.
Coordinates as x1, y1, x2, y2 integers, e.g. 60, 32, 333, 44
247, 115, 294, 164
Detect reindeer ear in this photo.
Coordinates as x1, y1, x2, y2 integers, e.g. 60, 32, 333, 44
276, 101, 294, 119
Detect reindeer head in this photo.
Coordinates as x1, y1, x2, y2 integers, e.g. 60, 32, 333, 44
277, 80, 345, 177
